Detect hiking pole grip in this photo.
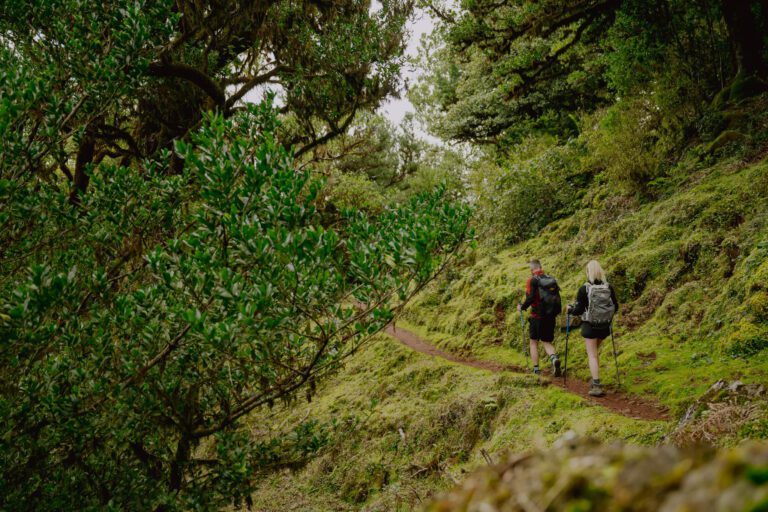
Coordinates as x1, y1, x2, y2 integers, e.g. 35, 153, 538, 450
610, 322, 621, 388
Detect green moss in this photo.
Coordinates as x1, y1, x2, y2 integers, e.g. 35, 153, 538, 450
725, 322, 768, 357
252, 120, 768, 508
747, 291, 768, 321
705, 130, 748, 154
428, 438, 768, 512
750, 259, 768, 292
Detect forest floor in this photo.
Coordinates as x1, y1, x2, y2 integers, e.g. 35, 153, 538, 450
385, 324, 669, 421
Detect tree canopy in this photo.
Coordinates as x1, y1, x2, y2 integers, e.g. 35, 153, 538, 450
413, 0, 768, 145
1, 0, 412, 197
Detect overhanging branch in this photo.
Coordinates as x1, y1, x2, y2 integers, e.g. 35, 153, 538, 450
148, 62, 226, 110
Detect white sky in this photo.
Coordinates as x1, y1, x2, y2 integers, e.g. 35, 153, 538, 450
378, 9, 441, 144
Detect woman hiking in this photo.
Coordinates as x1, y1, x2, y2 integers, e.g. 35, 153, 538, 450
567, 260, 619, 397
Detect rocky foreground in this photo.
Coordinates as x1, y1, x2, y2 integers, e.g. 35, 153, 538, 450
427, 432, 768, 512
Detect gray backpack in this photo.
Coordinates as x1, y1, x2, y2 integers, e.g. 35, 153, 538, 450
582, 282, 615, 327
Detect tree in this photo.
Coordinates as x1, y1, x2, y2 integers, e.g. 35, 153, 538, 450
0, 0, 412, 199
311, 112, 425, 187
0, 105, 472, 510
0, 1, 473, 508
413, 0, 620, 144
718, 0, 768, 100
413, 0, 768, 146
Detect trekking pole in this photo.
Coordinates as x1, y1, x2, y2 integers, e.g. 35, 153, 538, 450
609, 322, 621, 388
564, 313, 570, 384
520, 309, 529, 369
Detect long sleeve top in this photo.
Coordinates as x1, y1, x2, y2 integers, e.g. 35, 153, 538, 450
569, 280, 619, 317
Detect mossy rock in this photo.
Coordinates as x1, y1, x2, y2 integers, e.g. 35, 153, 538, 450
712, 73, 768, 108
729, 73, 768, 102
426, 435, 768, 512
705, 130, 748, 154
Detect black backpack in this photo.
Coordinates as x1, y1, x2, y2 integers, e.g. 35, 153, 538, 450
535, 274, 562, 316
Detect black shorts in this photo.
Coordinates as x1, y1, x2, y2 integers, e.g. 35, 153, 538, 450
529, 316, 556, 342
580, 322, 610, 339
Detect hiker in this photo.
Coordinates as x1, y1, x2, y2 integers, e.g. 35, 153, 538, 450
516, 259, 562, 376
567, 260, 619, 397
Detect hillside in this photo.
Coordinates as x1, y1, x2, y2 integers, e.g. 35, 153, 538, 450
406, 146, 768, 416
245, 97, 768, 510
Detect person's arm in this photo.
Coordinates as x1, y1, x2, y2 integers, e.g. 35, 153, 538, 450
568, 285, 588, 315
610, 284, 619, 312
519, 277, 536, 310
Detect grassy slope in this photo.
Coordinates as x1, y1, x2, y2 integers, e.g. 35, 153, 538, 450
248, 336, 666, 511
405, 155, 768, 417
246, 106, 768, 510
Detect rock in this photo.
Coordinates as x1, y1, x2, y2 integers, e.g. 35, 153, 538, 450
425, 436, 768, 512
728, 380, 745, 392
668, 379, 768, 447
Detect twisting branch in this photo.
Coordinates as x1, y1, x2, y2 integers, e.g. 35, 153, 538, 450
148, 62, 226, 110
225, 66, 288, 112
293, 107, 359, 159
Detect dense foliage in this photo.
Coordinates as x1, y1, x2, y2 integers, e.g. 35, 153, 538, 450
0, 104, 471, 509
0, 1, 474, 509
415, 0, 766, 145
412, 0, 768, 244
0, 0, 411, 196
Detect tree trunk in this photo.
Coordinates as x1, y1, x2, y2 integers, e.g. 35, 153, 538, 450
68, 132, 96, 206
721, 0, 768, 78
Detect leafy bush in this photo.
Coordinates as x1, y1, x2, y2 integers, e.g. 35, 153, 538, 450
471, 138, 588, 246
725, 322, 768, 358
323, 170, 387, 214
582, 98, 671, 196
0, 106, 471, 510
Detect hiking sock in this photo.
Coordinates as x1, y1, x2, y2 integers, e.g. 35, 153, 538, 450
533, 365, 540, 374
592, 379, 601, 386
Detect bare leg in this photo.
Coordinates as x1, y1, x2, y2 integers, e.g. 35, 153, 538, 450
584, 338, 603, 381
541, 341, 556, 357
529, 339, 539, 367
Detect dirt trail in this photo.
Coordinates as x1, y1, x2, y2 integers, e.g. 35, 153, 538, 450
384, 325, 670, 421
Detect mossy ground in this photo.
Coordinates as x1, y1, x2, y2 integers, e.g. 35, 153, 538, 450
404, 156, 768, 417
247, 115, 768, 511
246, 335, 666, 511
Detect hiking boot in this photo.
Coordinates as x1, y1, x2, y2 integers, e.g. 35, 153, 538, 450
533, 367, 541, 376
552, 358, 562, 377
588, 383, 605, 397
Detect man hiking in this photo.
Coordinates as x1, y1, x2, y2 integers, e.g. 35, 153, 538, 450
517, 259, 562, 376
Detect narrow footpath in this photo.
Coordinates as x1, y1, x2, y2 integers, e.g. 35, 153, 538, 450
384, 325, 670, 421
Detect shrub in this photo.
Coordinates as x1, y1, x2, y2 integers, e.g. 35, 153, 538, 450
582, 98, 670, 197
0, 107, 472, 510
725, 322, 768, 357
324, 170, 387, 214
471, 137, 588, 246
